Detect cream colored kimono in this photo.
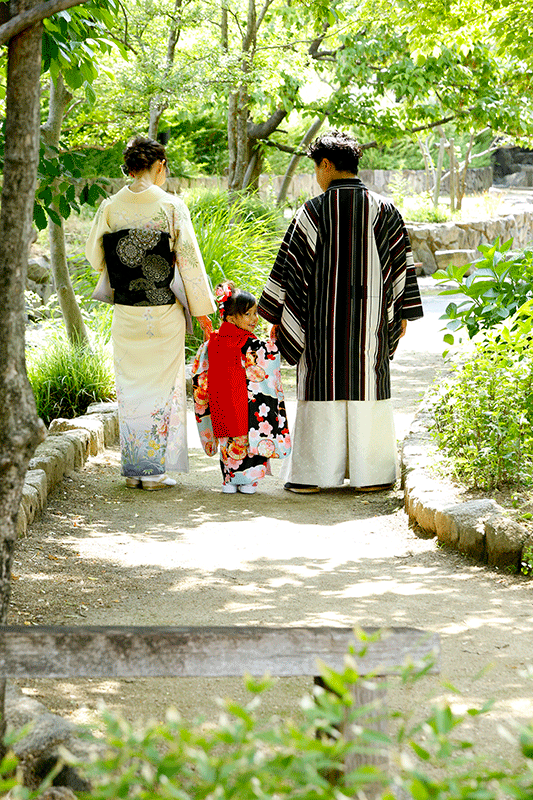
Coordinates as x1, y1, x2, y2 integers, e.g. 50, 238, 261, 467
86, 185, 215, 477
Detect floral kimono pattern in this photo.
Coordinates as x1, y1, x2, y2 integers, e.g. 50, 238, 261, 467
192, 337, 291, 486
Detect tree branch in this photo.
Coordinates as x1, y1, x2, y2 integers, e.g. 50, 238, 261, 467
0, 0, 90, 46
258, 139, 308, 156
256, 0, 275, 32
248, 107, 288, 140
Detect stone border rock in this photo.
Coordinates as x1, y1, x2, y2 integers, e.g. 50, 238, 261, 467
401, 406, 533, 572
18, 402, 119, 538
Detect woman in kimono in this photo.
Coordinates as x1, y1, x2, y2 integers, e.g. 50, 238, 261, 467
85, 135, 215, 490
192, 282, 291, 494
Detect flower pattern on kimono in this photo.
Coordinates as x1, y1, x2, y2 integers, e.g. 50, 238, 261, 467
145, 286, 174, 305
257, 403, 270, 418
142, 254, 172, 282
194, 388, 210, 416
117, 229, 161, 267
264, 339, 278, 353
191, 337, 291, 472
246, 364, 267, 382
227, 437, 248, 461
258, 419, 273, 436
257, 440, 275, 457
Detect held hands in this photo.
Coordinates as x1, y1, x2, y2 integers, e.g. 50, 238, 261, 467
197, 315, 213, 340
269, 324, 279, 343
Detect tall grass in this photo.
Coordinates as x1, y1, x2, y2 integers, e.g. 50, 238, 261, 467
26, 334, 115, 426
184, 190, 286, 355
186, 190, 285, 298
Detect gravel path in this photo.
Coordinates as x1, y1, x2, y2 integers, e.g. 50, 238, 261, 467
10, 281, 533, 766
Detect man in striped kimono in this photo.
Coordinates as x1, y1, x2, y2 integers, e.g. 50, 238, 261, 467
258, 130, 423, 493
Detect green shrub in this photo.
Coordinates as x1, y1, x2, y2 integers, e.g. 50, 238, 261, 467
401, 195, 452, 223
186, 189, 285, 295
433, 238, 533, 346
429, 331, 533, 490
5, 649, 533, 800
26, 334, 115, 426
184, 190, 286, 356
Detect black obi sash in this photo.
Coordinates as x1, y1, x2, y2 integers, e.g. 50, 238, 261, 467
102, 228, 175, 306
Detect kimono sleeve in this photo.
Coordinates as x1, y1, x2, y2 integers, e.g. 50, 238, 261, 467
374, 200, 423, 359
85, 198, 113, 273
191, 342, 219, 457
245, 338, 292, 459
258, 201, 318, 365
169, 198, 216, 318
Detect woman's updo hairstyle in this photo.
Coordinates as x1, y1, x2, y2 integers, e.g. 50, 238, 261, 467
215, 281, 256, 321
122, 135, 167, 177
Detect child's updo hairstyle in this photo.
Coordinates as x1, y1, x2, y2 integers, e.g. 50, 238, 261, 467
215, 281, 256, 321
122, 135, 167, 177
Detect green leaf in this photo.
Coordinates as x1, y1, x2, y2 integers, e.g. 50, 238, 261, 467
33, 203, 47, 230
84, 80, 97, 105
59, 194, 71, 219
410, 741, 431, 760
409, 777, 430, 800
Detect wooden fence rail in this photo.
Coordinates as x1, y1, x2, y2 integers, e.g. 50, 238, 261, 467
0, 624, 440, 680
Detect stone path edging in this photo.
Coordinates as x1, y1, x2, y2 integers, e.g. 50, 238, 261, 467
18, 402, 119, 538
401, 406, 533, 572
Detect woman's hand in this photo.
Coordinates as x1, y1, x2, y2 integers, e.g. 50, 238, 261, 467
197, 315, 213, 340
269, 324, 279, 342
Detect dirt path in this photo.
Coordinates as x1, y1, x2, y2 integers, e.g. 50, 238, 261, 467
10, 282, 533, 765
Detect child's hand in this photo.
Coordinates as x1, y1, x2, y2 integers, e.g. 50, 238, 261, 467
198, 315, 213, 340
269, 324, 279, 342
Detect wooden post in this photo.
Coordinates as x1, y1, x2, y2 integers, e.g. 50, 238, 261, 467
343, 678, 389, 772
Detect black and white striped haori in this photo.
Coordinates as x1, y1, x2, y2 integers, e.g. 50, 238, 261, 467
258, 178, 423, 402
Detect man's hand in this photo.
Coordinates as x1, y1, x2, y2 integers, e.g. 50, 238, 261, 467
399, 319, 407, 338
197, 315, 213, 340
269, 324, 279, 342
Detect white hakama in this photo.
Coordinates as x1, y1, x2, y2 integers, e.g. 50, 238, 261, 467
282, 399, 398, 488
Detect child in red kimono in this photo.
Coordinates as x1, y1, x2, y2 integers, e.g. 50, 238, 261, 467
192, 281, 291, 494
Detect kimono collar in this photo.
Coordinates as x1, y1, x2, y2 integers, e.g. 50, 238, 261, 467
326, 177, 366, 191
115, 184, 169, 205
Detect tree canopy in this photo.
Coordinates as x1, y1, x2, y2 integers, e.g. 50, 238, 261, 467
1, 0, 532, 191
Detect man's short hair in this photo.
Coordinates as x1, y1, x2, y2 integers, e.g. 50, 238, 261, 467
307, 130, 363, 174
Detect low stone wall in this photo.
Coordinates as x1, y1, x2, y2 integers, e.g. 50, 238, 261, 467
407, 205, 533, 274
97, 168, 493, 206
19, 402, 119, 538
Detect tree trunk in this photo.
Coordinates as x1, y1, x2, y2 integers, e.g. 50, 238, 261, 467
42, 74, 89, 345
0, 0, 48, 754
227, 84, 250, 196
277, 116, 325, 205
433, 132, 446, 207
148, 97, 168, 140
447, 138, 456, 213
456, 132, 474, 212
147, 0, 182, 140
